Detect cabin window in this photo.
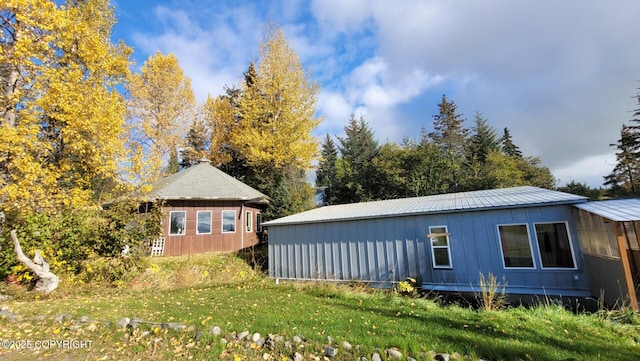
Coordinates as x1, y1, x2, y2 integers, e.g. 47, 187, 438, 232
256, 213, 263, 232
246, 211, 253, 232
429, 226, 452, 268
222, 210, 236, 233
498, 224, 534, 268
196, 211, 212, 234
534, 222, 576, 268
169, 211, 186, 235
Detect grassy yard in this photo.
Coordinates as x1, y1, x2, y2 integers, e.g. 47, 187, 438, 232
0, 253, 639, 361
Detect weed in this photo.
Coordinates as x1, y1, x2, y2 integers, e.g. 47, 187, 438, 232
476, 272, 507, 311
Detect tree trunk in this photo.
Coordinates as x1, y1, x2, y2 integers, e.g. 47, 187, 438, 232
10, 230, 59, 294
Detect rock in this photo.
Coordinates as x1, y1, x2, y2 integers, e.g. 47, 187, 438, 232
252, 332, 261, 342
174, 324, 187, 331
0, 305, 8, 311
0, 310, 16, 321
450, 352, 462, 360
372, 353, 383, 361
293, 352, 304, 361
266, 340, 276, 349
32, 315, 46, 322
237, 330, 250, 341
275, 335, 285, 343
324, 345, 338, 358
78, 315, 90, 323
327, 336, 334, 345
284, 341, 293, 349
141, 331, 150, 337
161, 322, 176, 329
436, 354, 451, 361
116, 317, 130, 329
341, 340, 352, 350
263, 353, 272, 360
387, 348, 403, 360
255, 338, 266, 347
127, 320, 141, 329
210, 326, 222, 336
292, 335, 303, 343
194, 331, 203, 341
220, 338, 228, 345
54, 314, 73, 323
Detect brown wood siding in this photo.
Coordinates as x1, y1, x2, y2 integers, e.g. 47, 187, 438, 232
161, 200, 263, 256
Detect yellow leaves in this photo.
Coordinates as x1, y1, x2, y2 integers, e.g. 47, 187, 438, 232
1, 0, 131, 217
234, 26, 322, 171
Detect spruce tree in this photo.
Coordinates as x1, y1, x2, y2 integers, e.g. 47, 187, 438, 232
335, 114, 380, 203
500, 127, 522, 158
316, 134, 339, 204
428, 95, 469, 192
180, 120, 210, 168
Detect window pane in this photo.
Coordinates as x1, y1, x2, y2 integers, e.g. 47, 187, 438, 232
535, 223, 575, 268
246, 211, 252, 232
499, 225, 533, 268
433, 248, 451, 267
431, 227, 446, 234
170, 212, 185, 235
197, 211, 211, 234
431, 235, 448, 247
222, 211, 236, 233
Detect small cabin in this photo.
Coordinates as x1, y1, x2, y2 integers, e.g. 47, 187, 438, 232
144, 159, 269, 256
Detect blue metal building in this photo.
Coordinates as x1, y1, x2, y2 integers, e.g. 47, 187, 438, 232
264, 186, 595, 298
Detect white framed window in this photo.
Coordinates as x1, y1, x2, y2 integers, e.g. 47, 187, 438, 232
429, 226, 452, 268
498, 224, 535, 268
169, 211, 186, 236
246, 211, 253, 232
256, 213, 263, 232
534, 222, 576, 269
196, 211, 212, 234
222, 210, 236, 233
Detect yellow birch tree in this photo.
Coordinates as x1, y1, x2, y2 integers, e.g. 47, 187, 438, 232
0, 0, 131, 218
128, 51, 195, 183
234, 26, 322, 171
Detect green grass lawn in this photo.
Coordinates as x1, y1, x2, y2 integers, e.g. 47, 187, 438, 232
1, 253, 639, 360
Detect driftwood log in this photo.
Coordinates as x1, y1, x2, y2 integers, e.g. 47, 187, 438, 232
10, 230, 59, 294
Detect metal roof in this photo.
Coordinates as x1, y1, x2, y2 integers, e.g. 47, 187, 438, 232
145, 159, 268, 202
263, 186, 587, 226
574, 199, 640, 222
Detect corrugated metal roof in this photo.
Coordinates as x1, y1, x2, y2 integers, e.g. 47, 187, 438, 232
145, 160, 268, 202
263, 186, 587, 226
574, 199, 640, 222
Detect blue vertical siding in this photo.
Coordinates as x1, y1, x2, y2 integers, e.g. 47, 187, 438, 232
268, 204, 591, 297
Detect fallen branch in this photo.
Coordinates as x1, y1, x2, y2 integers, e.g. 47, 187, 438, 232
10, 230, 59, 294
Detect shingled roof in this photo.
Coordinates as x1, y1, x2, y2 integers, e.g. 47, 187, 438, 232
144, 159, 269, 203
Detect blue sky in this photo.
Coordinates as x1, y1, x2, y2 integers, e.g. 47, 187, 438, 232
111, 0, 640, 188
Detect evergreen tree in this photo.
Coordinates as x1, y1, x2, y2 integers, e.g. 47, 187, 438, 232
165, 147, 180, 175
315, 134, 339, 204
557, 181, 603, 200
468, 112, 500, 163
500, 127, 522, 158
335, 114, 380, 203
428, 95, 469, 192
180, 120, 210, 168
604, 125, 640, 196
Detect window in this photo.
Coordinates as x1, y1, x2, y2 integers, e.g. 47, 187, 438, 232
429, 226, 452, 268
498, 224, 534, 268
256, 213, 263, 232
169, 211, 186, 235
534, 222, 576, 268
246, 211, 253, 232
197, 211, 212, 234
222, 210, 236, 233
